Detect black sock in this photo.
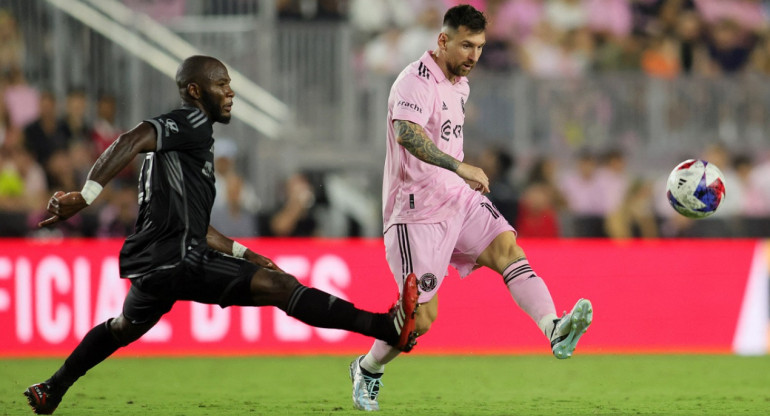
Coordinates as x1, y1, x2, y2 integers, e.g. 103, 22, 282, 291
48, 320, 122, 394
284, 286, 393, 342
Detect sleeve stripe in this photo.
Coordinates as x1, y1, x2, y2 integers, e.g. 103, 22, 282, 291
145, 119, 164, 151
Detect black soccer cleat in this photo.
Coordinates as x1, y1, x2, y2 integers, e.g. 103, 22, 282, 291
24, 382, 62, 415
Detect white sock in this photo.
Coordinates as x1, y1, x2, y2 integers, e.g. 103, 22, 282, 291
538, 313, 559, 339
360, 353, 385, 374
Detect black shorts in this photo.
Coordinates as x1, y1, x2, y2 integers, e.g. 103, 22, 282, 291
122, 245, 260, 324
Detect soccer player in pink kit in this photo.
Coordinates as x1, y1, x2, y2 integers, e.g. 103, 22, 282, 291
349, 5, 593, 411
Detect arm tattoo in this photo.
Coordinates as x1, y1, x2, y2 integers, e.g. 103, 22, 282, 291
395, 120, 459, 172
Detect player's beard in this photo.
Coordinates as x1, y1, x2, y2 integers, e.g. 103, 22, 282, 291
200, 89, 231, 124
448, 60, 474, 78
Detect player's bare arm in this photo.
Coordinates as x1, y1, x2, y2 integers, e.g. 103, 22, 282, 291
206, 225, 283, 272
394, 119, 490, 193
38, 122, 158, 228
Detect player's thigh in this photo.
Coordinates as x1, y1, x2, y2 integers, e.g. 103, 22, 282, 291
384, 223, 457, 304
176, 246, 261, 307
454, 194, 519, 276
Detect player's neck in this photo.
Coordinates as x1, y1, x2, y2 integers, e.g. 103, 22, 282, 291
430, 50, 458, 84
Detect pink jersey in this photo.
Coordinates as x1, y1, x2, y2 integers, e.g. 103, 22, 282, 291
383, 51, 473, 230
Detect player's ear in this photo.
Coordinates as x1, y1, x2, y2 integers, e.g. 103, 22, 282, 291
437, 31, 448, 51
187, 83, 201, 100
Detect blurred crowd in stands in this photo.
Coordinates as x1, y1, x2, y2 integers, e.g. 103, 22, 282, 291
351, 0, 770, 78
3, 1, 770, 239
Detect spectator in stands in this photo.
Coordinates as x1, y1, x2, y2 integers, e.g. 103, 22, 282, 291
596, 148, 630, 215
478, 0, 521, 72
0, 87, 22, 149
732, 153, 770, 218
60, 88, 95, 185
91, 92, 121, 155
673, 10, 709, 74
584, 0, 632, 38
476, 145, 519, 225
544, 0, 587, 34
362, 26, 409, 76
96, 180, 138, 238
703, 18, 757, 74
0, 143, 47, 236
604, 177, 659, 239
516, 157, 564, 238
2, 66, 39, 131
641, 34, 681, 78
260, 172, 319, 237
60, 87, 92, 147
210, 138, 260, 237
559, 149, 608, 237
0, 9, 24, 75
22, 90, 65, 169
349, 0, 416, 37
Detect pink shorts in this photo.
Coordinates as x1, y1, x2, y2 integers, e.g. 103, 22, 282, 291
384, 192, 515, 302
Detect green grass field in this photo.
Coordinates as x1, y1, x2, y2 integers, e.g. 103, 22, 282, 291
2, 354, 770, 415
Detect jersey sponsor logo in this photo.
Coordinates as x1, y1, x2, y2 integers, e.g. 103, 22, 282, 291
453, 124, 463, 139
396, 100, 422, 114
460, 98, 465, 115
162, 119, 179, 136
441, 120, 451, 141
418, 273, 437, 292
202, 160, 214, 178
442, 101, 448, 111
441, 120, 463, 141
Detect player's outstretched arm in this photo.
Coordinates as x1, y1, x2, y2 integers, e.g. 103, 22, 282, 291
206, 225, 284, 272
38, 122, 158, 228
394, 119, 490, 193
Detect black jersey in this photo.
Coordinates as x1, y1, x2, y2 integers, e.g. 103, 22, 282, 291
119, 106, 216, 278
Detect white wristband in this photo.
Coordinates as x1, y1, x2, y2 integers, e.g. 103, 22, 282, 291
232, 241, 247, 258
81, 180, 103, 205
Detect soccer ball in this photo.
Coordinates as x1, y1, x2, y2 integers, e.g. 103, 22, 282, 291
666, 159, 726, 219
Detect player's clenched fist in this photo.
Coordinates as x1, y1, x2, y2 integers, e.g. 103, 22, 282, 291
38, 191, 88, 228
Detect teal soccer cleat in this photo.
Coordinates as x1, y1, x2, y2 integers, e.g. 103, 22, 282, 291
349, 355, 383, 411
550, 298, 593, 359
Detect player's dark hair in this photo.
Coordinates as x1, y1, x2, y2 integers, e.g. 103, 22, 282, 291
175, 55, 222, 99
443, 4, 487, 33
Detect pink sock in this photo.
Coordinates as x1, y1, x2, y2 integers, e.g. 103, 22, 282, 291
360, 340, 401, 374
502, 259, 556, 325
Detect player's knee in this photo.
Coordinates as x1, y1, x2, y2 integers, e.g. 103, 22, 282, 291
108, 315, 150, 346
249, 269, 301, 304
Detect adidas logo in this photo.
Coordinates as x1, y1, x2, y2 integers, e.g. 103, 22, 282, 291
442, 101, 448, 111
392, 302, 406, 335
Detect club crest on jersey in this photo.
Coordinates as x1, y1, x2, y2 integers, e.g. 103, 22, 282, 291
418, 273, 437, 292
162, 119, 179, 136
